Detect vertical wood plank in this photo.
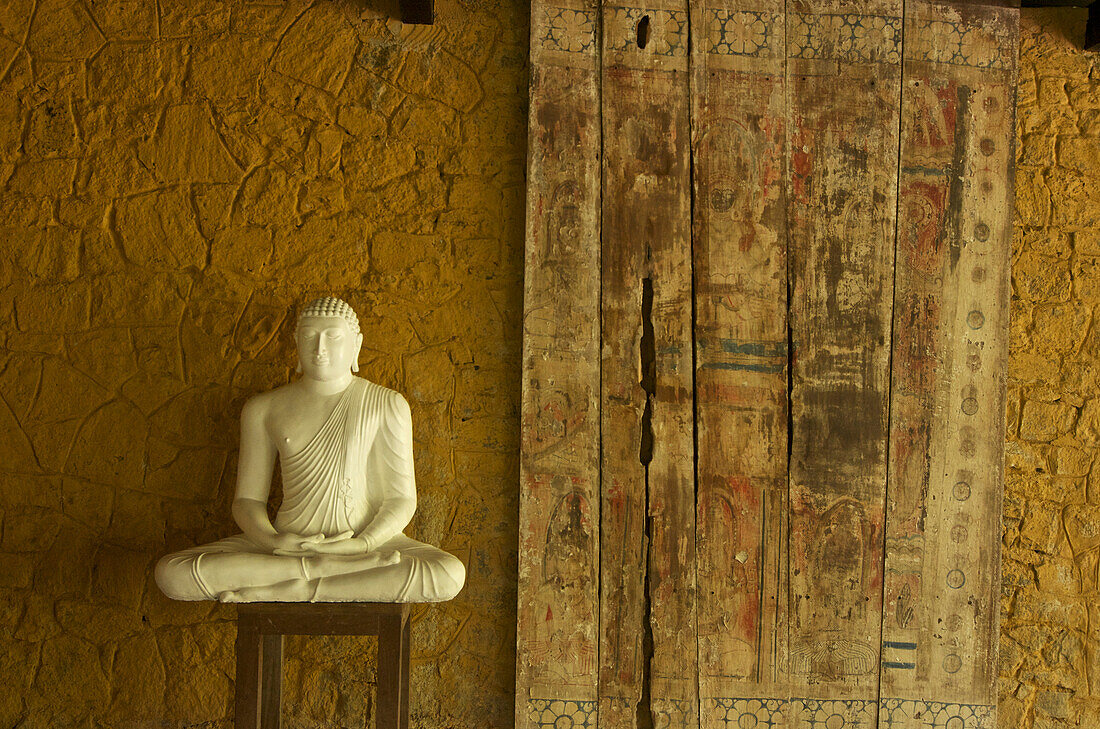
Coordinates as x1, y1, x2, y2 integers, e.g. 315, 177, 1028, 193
235, 618, 262, 729
636, 5, 698, 726
260, 634, 284, 729
784, 0, 903, 724
516, 0, 603, 725
599, 1, 695, 726
400, 617, 411, 729
690, 2, 790, 728
378, 614, 405, 729
880, 4, 1017, 726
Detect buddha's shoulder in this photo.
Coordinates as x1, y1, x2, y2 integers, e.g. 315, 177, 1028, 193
355, 378, 409, 409
240, 383, 295, 418
356, 378, 413, 420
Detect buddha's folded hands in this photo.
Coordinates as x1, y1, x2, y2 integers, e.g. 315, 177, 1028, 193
274, 532, 402, 560
263, 531, 320, 553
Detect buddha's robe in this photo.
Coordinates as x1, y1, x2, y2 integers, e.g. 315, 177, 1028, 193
156, 378, 465, 602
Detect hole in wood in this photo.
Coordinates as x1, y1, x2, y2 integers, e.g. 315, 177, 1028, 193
637, 15, 651, 49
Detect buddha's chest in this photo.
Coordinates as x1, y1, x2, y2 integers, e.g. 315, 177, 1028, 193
268, 386, 381, 462
269, 391, 349, 457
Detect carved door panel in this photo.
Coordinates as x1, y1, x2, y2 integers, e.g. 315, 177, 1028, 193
518, 1, 602, 716
518, 2, 1017, 728
599, 2, 696, 726
692, 1, 790, 722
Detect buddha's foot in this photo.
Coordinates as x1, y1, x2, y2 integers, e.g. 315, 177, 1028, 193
218, 578, 319, 603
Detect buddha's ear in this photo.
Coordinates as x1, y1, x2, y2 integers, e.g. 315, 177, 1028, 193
352, 332, 364, 372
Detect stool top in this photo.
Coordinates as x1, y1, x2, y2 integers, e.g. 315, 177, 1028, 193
236, 601, 412, 636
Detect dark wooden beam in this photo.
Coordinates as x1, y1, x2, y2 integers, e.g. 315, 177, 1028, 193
953, 1, 1022, 7
1088, 2, 1100, 49
399, 0, 433, 25
1021, 0, 1099, 50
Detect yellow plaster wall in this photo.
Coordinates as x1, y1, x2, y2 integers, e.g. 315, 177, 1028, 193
0, 0, 526, 726
2, 2, 1100, 729
1000, 8, 1100, 729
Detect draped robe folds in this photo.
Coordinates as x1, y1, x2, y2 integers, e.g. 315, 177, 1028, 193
156, 378, 466, 603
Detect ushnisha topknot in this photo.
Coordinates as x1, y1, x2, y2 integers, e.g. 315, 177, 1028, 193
297, 296, 360, 335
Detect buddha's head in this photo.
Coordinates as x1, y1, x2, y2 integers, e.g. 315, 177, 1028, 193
295, 297, 364, 381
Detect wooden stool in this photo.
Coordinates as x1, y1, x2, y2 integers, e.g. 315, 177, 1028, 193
234, 602, 411, 729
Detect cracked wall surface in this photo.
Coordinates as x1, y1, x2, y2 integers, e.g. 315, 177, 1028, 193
0, 0, 526, 726
999, 9, 1100, 729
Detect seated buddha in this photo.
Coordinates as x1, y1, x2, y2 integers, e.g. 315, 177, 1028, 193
155, 297, 466, 603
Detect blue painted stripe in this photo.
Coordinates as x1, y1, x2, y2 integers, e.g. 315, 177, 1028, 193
883, 661, 916, 669
883, 641, 918, 650
901, 165, 948, 176
719, 339, 789, 357
701, 362, 786, 374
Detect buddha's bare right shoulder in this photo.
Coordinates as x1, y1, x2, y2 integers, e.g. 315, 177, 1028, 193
240, 385, 294, 422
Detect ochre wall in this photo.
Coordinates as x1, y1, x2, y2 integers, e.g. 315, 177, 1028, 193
1000, 9, 1100, 729
0, 0, 526, 726
1, 2, 1098, 728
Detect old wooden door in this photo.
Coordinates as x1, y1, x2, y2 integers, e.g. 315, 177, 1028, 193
517, 2, 1018, 728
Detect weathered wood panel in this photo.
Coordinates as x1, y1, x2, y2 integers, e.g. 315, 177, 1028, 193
599, 2, 695, 726
518, 4, 1019, 727
879, 3, 1017, 726
635, 8, 698, 726
690, 3, 789, 728
785, 0, 903, 724
516, 1, 603, 726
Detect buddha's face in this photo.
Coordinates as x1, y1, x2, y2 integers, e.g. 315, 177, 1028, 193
296, 315, 362, 381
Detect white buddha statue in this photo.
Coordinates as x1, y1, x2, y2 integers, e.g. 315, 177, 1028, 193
155, 297, 466, 603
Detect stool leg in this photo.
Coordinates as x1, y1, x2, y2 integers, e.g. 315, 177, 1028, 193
235, 622, 262, 729
400, 617, 410, 729
260, 634, 284, 729
377, 616, 405, 729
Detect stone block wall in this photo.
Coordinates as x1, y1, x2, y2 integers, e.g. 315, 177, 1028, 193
1000, 8, 1100, 729
0, 0, 526, 726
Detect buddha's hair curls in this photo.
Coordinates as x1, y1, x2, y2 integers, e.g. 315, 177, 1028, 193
296, 296, 360, 335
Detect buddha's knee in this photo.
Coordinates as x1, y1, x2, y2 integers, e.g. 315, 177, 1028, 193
155, 552, 204, 601
433, 552, 466, 601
